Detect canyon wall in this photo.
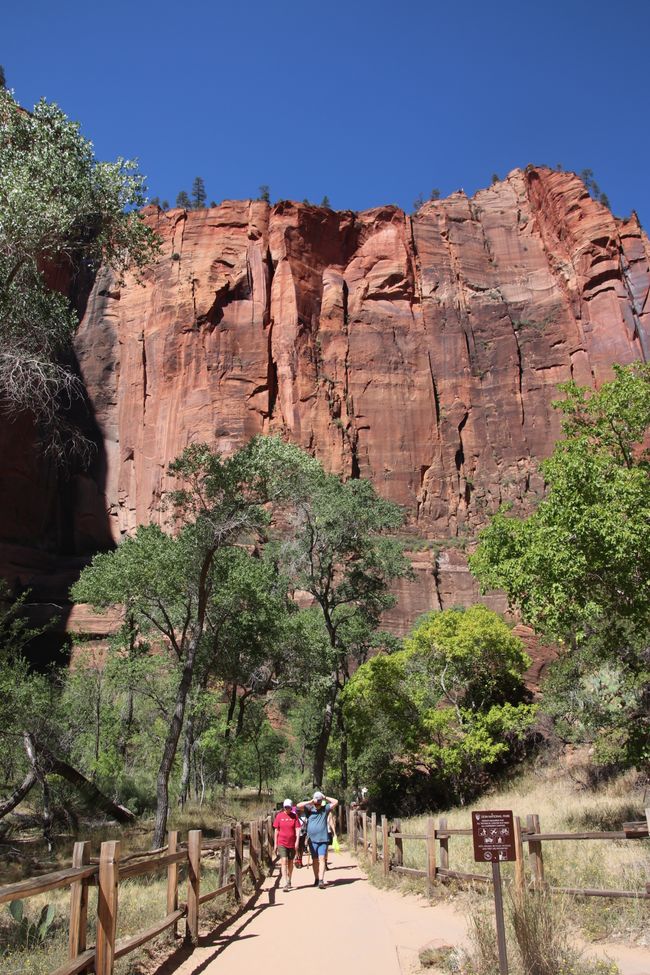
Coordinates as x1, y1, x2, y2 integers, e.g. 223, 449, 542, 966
3, 167, 649, 632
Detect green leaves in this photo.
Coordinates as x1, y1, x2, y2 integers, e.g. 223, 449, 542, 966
0, 88, 159, 443
470, 364, 650, 647
342, 606, 535, 808
469, 364, 650, 769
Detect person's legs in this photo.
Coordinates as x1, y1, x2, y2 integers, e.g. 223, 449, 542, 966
309, 840, 319, 883
286, 848, 295, 886
280, 854, 288, 887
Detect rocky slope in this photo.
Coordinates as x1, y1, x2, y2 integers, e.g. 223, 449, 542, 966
2, 167, 648, 633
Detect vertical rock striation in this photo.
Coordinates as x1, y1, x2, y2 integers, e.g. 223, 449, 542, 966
2, 167, 648, 630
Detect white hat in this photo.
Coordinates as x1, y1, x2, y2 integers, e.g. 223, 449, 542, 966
312, 790, 325, 801
283, 798, 292, 807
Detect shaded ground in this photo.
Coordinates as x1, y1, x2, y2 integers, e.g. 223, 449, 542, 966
165, 850, 467, 974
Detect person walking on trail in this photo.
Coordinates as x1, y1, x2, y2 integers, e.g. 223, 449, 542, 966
273, 799, 300, 891
296, 791, 338, 888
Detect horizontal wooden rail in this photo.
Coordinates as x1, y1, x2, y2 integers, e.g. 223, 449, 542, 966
114, 907, 187, 959
0, 813, 275, 975
51, 947, 95, 975
120, 850, 187, 880
392, 865, 426, 877
549, 885, 650, 899
0, 866, 98, 905
352, 808, 649, 905
199, 881, 236, 905
523, 831, 642, 842
437, 867, 491, 883
119, 845, 169, 863
200, 837, 231, 852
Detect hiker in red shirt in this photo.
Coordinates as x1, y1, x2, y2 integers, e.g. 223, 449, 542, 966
273, 799, 301, 892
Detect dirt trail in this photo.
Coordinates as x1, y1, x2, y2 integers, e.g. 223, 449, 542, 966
166, 851, 649, 975
169, 851, 467, 974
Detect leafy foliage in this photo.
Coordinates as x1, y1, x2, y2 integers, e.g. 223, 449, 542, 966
342, 606, 535, 810
470, 364, 650, 768
0, 89, 159, 445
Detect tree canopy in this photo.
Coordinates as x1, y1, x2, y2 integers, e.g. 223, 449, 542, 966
0, 88, 158, 447
469, 363, 650, 768
342, 605, 535, 810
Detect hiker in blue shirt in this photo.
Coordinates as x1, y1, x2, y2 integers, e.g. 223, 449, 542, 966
296, 791, 338, 888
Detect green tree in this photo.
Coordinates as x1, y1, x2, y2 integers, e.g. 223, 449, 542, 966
191, 176, 207, 210
320, 195, 330, 208
258, 185, 270, 203
176, 190, 191, 209
73, 436, 321, 845
276, 473, 411, 788
0, 89, 158, 447
470, 364, 650, 767
0, 66, 6, 89
342, 606, 535, 808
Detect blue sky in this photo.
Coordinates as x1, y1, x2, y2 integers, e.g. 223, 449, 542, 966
4, 0, 649, 227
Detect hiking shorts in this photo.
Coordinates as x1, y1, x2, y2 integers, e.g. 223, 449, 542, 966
277, 846, 295, 859
308, 840, 329, 859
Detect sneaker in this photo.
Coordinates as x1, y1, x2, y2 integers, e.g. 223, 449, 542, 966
318, 880, 327, 889
313, 878, 320, 887
284, 884, 291, 892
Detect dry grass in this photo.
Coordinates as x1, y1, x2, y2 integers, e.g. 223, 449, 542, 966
0, 842, 265, 975
377, 766, 649, 945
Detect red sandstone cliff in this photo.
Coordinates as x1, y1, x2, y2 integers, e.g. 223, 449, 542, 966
3, 167, 649, 632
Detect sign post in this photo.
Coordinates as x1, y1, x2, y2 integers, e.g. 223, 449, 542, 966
472, 810, 515, 975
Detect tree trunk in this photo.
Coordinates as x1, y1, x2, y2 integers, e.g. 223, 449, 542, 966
116, 688, 134, 760
178, 712, 195, 809
312, 672, 339, 787
0, 769, 37, 819
337, 704, 348, 791
33, 739, 137, 823
152, 634, 200, 847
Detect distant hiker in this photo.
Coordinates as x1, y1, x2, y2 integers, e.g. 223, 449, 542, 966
325, 807, 337, 868
296, 791, 339, 888
273, 798, 300, 891
295, 809, 309, 868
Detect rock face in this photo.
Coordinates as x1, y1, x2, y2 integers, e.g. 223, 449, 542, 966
2, 167, 649, 632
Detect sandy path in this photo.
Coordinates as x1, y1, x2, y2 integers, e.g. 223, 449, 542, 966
166, 852, 649, 975
170, 851, 468, 975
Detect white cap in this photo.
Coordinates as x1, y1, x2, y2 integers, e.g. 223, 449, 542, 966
313, 790, 325, 801
283, 798, 292, 807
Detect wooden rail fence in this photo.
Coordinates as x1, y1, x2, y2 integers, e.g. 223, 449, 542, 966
0, 814, 276, 975
345, 806, 650, 901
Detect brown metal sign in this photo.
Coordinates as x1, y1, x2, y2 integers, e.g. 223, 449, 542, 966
472, 810, 516, 863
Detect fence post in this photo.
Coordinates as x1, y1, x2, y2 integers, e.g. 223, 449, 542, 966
370, 812, 377, 864
258, 819, 267, 872
69, 840, 90, 965
166, 831, 179, 938
362, 811, 368, 853
426, 817, 436, 895
234, 823, 243, 902
266, 815, 274, 869
526, 814, 545, 889
96, 840, 120, 975
249, 820, 261, 883
350, 807, 357, 849
220, 824, 231, 886
186, 829, 202, 946
393, 818, 403, 867
513, 815, 526, 901
382, 816, 390, 877
438, 816, 449, 871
